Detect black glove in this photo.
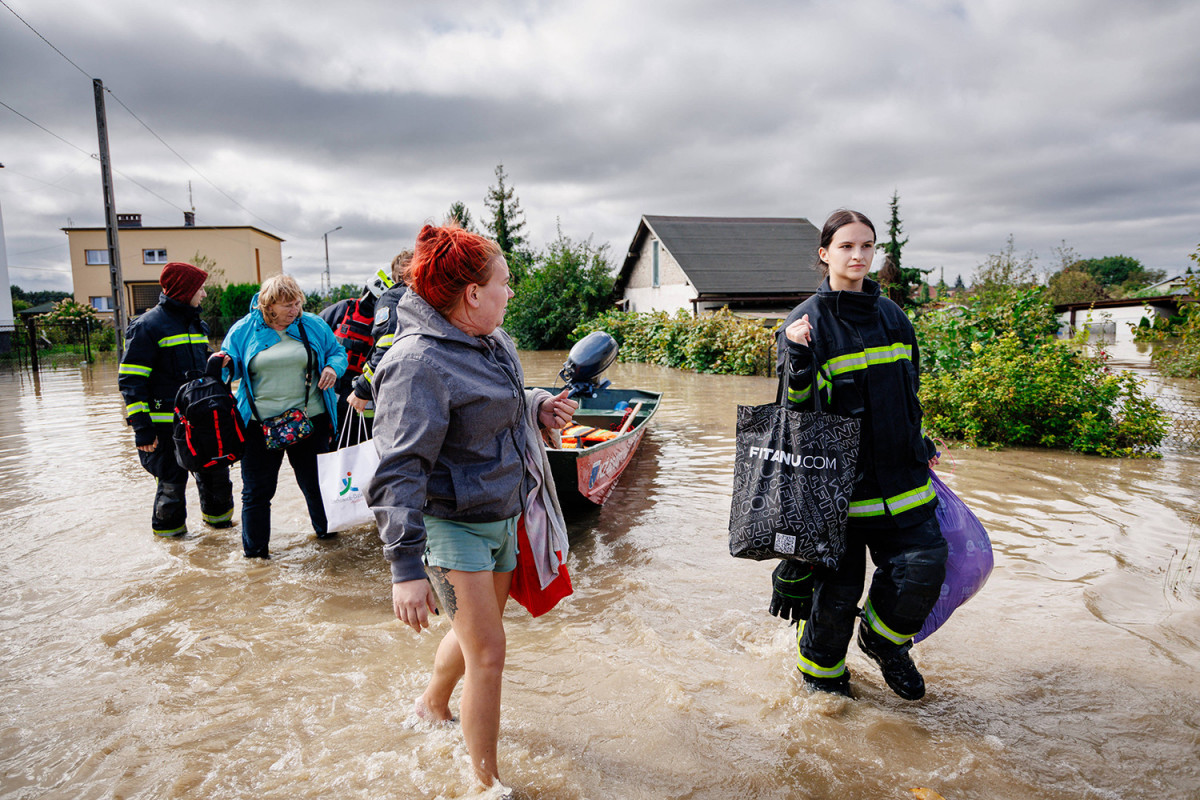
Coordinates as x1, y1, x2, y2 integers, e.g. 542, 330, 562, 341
769, 560, 814, 624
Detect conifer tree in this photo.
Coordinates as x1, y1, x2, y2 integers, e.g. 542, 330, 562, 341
446, 201, 475, 232
484, 164, 527, 258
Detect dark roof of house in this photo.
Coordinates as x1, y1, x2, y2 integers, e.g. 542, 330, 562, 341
18, 301, 59, 316
617, 215, 823, 295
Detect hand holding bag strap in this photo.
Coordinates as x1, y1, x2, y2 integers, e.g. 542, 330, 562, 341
777, 344, 823, 413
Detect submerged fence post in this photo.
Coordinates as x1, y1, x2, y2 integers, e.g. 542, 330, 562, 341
25, 316, 38, 372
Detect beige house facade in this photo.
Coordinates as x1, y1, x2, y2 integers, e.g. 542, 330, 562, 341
65, 213, 284, 317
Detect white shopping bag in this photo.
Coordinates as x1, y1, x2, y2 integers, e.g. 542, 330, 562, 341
318, 412, 380, 532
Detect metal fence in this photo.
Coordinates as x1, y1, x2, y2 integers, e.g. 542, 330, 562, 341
1156, 394, 1200, 448
0, 317, 116, 369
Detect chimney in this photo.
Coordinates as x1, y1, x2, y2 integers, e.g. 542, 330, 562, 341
184, 211, 195, 227
117, 213, 142, 228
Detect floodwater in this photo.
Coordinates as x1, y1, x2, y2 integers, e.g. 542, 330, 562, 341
1, 353, 1198, 800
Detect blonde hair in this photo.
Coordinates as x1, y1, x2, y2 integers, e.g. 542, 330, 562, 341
257, 274, 305, 324
391, 250, 414, 285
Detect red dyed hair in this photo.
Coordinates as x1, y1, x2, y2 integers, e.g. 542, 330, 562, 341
407, 223, 503, 315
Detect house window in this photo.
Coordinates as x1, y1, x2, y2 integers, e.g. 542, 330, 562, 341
90, 296, 114, 312
143, 249, 168, 265
651, 240, 660, 288
130, 283, 162, 315
85, 249, 109, 265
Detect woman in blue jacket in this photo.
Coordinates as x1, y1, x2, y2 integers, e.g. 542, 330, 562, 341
222, 274, 348, 558
771, 209, 946, 701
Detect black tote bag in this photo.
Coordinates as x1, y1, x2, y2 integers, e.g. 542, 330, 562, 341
728, 359, 861, 569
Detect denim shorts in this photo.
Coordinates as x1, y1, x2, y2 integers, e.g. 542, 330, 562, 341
423, 514, 518, 574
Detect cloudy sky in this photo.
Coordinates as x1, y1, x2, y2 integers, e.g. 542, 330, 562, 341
2, 0, 1199, 294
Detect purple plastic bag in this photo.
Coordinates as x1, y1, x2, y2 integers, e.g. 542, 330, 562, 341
914, 470, 993, 643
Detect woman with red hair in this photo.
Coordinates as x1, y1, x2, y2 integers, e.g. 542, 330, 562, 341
367, 223, 577, 792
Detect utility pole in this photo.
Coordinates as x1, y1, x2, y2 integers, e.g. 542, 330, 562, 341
323, 225, 342, 296
94, 78, 126, 357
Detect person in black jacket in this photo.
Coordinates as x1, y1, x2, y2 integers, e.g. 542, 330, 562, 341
346, 250, 412, 417
769, 209, 946, 701
118, 262, 234, 536
318, 267, 394, 444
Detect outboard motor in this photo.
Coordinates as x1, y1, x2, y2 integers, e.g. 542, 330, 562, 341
559, 331, 618, 398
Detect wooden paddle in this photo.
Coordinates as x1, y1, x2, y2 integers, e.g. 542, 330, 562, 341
616, 401, 644, 436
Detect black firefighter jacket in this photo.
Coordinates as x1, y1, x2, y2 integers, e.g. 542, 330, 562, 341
118, 294, 213, 446
778, 278, 937, 529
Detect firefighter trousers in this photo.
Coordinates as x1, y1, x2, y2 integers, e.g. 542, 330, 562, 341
138, 423, 235, 536
798, 513, 947, 678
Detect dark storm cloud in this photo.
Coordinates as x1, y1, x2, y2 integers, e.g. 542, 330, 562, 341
2, 0, 1200, 294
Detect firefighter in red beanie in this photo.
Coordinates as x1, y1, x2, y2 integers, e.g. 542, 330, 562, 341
118, 262, 235, 536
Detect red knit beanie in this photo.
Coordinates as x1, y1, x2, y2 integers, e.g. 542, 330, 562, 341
160, 262, 208, 303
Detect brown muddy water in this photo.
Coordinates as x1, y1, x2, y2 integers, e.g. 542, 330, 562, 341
1, 353, 1198, 800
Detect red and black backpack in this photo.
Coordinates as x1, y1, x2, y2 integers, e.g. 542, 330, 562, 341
173, 354, 245, 471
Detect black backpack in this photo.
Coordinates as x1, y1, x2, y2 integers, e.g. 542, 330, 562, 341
173, 354, 245, 471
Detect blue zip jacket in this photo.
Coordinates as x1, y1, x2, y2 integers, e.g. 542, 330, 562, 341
221, 293, 349, 431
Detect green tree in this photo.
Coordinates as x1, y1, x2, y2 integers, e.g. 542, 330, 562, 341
11, 285, 71, 307
505, 228, 615, 350
1078, 255, 1165, 295
484, 163, 527, 261
1138, 245, 1200, 377
221, 283, 260, 320
446, 201, 476, 232
1046, 267, 1108, 305
306, 283, 358, 313
873, 191, 929, 306
971, 236, 1038, 306
877, 190, 908, 272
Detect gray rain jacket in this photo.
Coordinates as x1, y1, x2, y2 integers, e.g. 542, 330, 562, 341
367, 290, 551, 583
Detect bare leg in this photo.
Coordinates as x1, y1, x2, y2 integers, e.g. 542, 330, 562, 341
417, 628, 464, 722
422, 566, 513, 787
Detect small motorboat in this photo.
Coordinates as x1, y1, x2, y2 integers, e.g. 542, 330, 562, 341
531, 332, 660, 511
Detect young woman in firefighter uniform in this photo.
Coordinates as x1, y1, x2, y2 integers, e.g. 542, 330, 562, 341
770, 209, 946, 701
318, 268, 393, 443
118, 261, 234, 536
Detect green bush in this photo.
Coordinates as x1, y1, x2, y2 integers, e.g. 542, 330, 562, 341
915, 285, 1059, 376
573, 308, 776, 376
93, 322, 117, 352
221, 283, 260, 319
505, 232, 615, 350
920, 333, 1166, 457
1132, 270, 1200, 378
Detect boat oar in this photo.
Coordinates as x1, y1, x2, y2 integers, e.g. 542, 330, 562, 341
617, 402, 644, 436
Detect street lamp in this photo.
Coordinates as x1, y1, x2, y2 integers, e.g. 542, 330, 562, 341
323, 225, 342, 295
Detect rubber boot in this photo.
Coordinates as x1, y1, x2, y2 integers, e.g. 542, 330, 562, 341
152, 482, 188, 537
856, 618, 925, 700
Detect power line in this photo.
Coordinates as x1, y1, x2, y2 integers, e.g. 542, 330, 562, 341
0, 98, 186, 213
2, 0, 293, 237
7, 266, 73, 275
104, 90, 291, 236
0, 99, 92, 157
0, 0, 92, 79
